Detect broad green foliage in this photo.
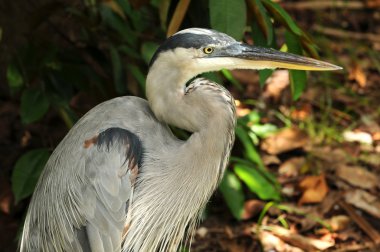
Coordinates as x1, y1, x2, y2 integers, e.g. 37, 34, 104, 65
286, 31, 307, 100
220, 111, 281, 218
20, 89, 50, 124
235, 164, 280, 200
219, 170, 245, 219
12, 149, 51, 203
209, 0, 247, 40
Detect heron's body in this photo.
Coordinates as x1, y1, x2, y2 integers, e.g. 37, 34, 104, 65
20, 28, 340, 252
22, 78, 236, 251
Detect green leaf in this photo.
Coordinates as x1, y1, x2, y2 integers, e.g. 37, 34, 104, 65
20, 88, 50, 124
100, 4, 135, 46
7, 63, 24, 90
221, 69, 243, 91
250, 123, 278, 138
201, 72, 223, 84
110, 46, 126, 94
261, 0, 302, 36
235, 126, 264, 168
141, 42, 159, 65
209, 0, 247, 40
237, 110, 260, 127
234, 163, 280, 200
12, 149, 50, 203
289, 70, 307, 100
115, 0, 132, 15
251, 21, 273, 86
285, 31, 307, 100
251, 0, 273, 45
219, 170, 245, 219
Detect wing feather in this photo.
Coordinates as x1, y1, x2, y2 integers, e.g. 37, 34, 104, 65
80, 127, 143, 252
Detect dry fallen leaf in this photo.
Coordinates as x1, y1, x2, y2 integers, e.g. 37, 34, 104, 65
264, 225, 335, 251
310, 146, 348, 165
326, 215, 351, 232
241, 200, 264, 220
298, 174, 329, 205
373, 132, 380, 141
263, 70, 290, 100
343, 130, 373, 145
279, 157, 306, 177
290, 104, 312, 121
261, 127, 309, 155
344, 189, 380, 218
196, 227, 208, 238
0, 176, 13, 214
359, 153, 380, 166
262, 154, 281, 166
259, 230, 303, 252
349, 63, 367, 87
336, 165, 378, 190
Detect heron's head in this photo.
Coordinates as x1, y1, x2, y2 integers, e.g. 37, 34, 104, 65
146, 28, 341, 132
148, 28, 341, 79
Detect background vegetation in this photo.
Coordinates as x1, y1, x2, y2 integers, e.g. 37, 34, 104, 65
1, 0, 379, 251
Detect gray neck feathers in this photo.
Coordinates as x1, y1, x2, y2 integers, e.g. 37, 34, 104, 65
125, 66, 236, 251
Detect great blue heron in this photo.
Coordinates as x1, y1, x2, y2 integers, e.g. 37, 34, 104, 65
20, 28, 341, 252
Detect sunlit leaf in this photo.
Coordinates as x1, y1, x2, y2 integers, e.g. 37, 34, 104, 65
235, 126, 264, 168
20, 89, 50, 124
250, 123, 278, 138
237, 110, 260, 127
12, 149, 50, 203
209, 0, 247, 40
234, 163, 280, 200
219, 170, 245, 219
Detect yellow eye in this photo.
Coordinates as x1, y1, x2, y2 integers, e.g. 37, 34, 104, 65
203, 47, 214, 54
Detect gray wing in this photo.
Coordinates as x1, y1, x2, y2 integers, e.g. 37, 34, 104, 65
78, 127, 142, 252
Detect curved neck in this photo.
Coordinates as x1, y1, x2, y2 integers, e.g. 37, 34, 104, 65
146, 57, 196, 131
128, 61, 236, 251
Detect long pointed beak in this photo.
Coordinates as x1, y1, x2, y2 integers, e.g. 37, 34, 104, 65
214, 43, 342, 71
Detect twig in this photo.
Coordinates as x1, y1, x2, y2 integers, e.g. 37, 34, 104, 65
339, 200, 380, 245
167, 0, 191, 37
281, 1, 376, 10
313, 25, 380, 43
